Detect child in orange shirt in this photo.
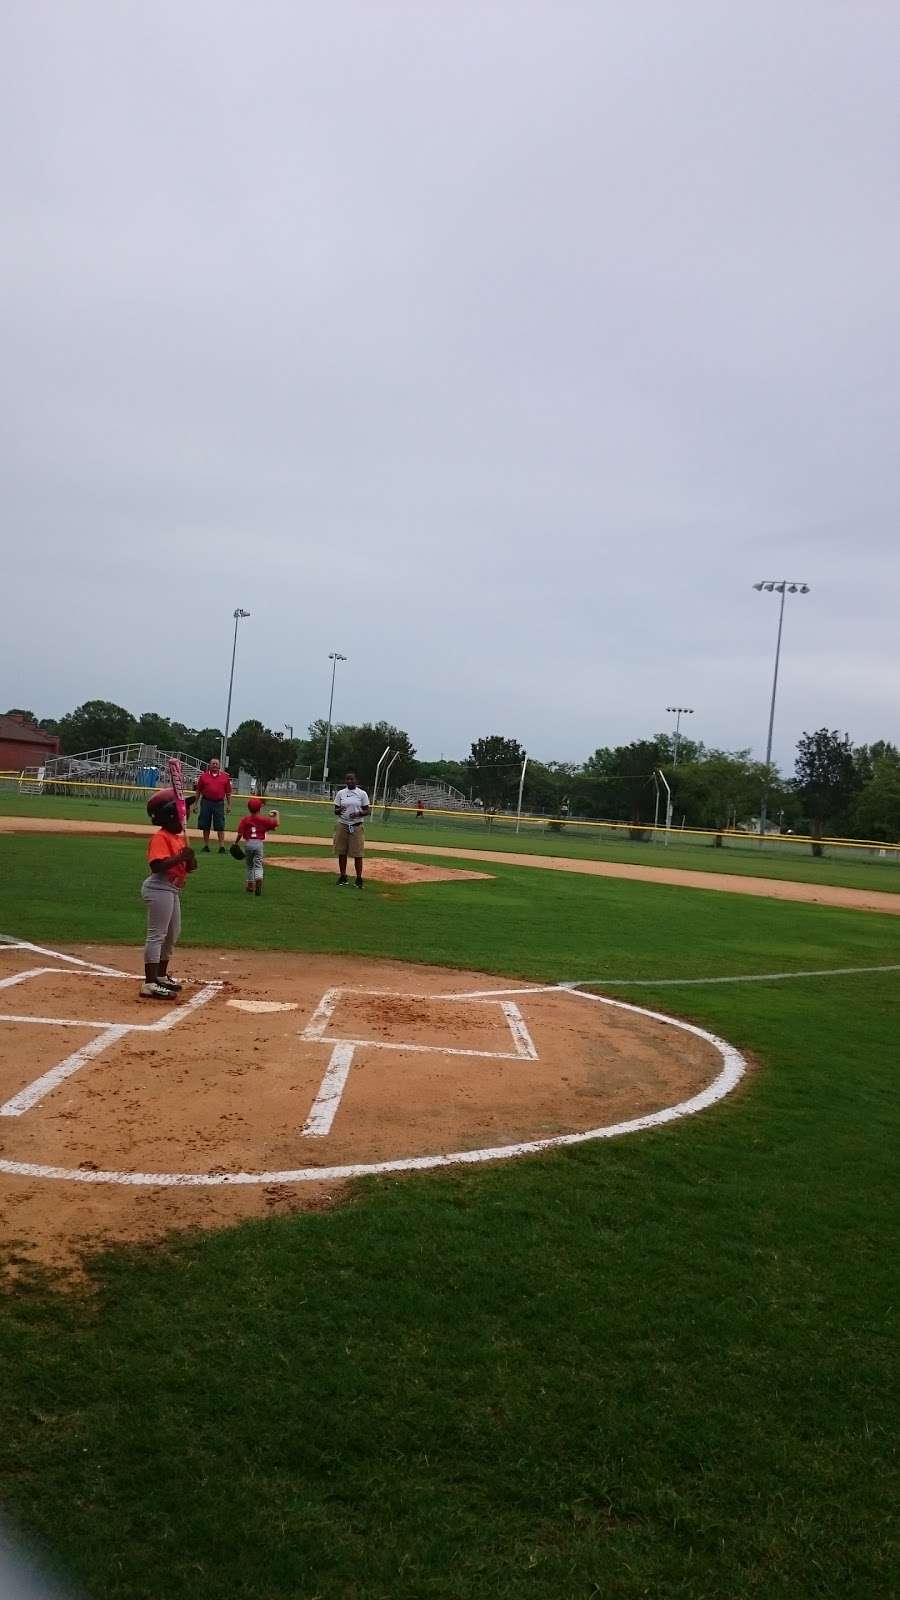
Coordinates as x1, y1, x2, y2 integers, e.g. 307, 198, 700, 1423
236, 796, 280, 896
140, 790, 196, 998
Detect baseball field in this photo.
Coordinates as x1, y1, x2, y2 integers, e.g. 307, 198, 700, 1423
0, 801, 897, 1599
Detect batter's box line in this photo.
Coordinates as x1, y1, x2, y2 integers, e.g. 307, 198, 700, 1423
0, 935, 130, 978
0, 980, 223, 1117
299, 986, 539, 1061
299, 988, 539, 1139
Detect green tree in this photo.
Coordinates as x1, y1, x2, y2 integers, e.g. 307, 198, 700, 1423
57, 700, 135, 754
652, 731, 706, 767
852, 740, 900, 788
850, 748, 900, 841
522, 760, 565, 814
794, 729, 858, 854
4, 708, 37, 723
672, 751, 773, 843
413, 758, 470, 795
466, 736, 527, 808
191, 727, 226, 764
298, 720, 416, 792
133, 712, 178, 750
228, 721, 299, 791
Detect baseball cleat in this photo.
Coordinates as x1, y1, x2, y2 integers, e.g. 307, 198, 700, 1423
139, 981, 173, 1000
157, 976, 183, 993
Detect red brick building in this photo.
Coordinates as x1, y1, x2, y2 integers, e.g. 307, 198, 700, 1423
0, 713, 60, 771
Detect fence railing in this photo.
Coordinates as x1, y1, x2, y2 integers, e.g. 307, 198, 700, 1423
1, 769, 898, 859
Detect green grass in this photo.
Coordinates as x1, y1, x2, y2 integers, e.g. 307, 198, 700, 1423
0, 835, 897, 1599
3, 786, 900, 894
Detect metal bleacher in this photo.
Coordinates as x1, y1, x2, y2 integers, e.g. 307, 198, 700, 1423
15, 744, 204, 801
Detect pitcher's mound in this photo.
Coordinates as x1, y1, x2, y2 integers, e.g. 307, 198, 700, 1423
269, 856, 493, 885
0, 944, 744, 1272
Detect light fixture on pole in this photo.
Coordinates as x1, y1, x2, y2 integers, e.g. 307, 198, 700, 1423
322, 652, 347, 785
753, 580, 811, 835
284, 724, 293, 740
221, 609, 250, 770
666, 706, 694, 766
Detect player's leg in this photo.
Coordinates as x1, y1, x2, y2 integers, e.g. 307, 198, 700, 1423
244, 840, 258, 892
254, 843, 265, 895
157, 894, 182, 989
334, 821, 349, 884
351, 829, 364, 886
141, 880, 175, 997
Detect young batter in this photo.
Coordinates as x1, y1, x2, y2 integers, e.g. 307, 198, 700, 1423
140, 790, 197, 999
236, 796, 280, 895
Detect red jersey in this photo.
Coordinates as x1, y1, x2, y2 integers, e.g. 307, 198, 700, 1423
237, 813, 279, 843
147, 828, 187, 888
196, 769, 233, 803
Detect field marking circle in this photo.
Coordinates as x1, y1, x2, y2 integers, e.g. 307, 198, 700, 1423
0, 988, 748, 1188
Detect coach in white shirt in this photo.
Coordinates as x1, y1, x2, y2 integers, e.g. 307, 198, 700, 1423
333, 770, 372, 886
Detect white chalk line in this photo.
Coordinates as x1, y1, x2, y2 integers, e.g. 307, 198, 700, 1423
0, 990, 746, 1186
0, 1027, 131, 1117
0, 979, 222, 1117
0, 937, 128, 978
0, 981, 222, 1035
565, 962, 900, 988
299, 987, 538, 1064
302, 1043, 356, 1137
434, 964, 900, 998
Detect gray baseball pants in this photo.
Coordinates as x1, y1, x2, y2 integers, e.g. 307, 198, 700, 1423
141, 876, 181, 963
244, 840, 265, 883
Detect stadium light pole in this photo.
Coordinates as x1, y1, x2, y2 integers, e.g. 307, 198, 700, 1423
753, 580, 810, 835
221, 608, 250, 770
322, 652, 347, 786
666, 706, 694, 766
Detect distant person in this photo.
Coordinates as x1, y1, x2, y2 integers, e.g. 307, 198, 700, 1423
333, 770, 371, 887
416, 798, 425, 821
236, 795, 280, 896
195, 757, 233, 853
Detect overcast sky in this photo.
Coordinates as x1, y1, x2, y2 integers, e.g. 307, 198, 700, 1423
2, 3, 898, 769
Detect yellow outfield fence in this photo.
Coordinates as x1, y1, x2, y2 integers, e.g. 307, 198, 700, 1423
1, 770, 899, 859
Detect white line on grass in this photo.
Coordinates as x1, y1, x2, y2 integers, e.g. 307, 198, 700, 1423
566, 963, 900, 988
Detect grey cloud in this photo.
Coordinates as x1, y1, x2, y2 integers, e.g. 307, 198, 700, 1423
2, 2, 898, 768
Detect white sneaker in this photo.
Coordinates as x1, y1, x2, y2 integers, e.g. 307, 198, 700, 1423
139, 981, 172, 1000
157, 976, 183, 992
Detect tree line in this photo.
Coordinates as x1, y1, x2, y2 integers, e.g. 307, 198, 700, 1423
8, 702, 900, 842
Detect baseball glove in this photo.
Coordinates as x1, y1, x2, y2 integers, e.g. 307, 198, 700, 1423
229, 842, 245, 861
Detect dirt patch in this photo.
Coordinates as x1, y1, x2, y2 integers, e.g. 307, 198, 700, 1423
269, 856, 492, 885
0, 944, 731, 1273
2, 815, 898, 913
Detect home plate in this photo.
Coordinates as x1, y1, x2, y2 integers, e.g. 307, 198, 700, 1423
227, 1000, 299, 1014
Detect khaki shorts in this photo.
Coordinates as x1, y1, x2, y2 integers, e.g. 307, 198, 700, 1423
333, 822, 364, 858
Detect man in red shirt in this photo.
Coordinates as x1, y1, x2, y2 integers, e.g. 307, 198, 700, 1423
195, 757, 233, 853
